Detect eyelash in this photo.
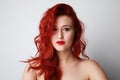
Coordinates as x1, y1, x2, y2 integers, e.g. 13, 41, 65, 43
53, 28, 57, 31
53, 28, 70, 32
63, 28, 70, 31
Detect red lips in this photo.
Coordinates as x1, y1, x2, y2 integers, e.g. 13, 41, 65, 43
56, 41, 65, 45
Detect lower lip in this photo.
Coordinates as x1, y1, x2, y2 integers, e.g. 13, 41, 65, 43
56, 42, 65, 45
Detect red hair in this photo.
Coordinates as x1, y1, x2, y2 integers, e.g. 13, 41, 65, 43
26, 3, 89, 80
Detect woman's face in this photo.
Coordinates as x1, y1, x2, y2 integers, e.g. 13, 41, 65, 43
51, 15, 75, 52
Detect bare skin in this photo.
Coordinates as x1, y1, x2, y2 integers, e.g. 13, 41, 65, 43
22, 15, 108, 80
22, 59, 108, 80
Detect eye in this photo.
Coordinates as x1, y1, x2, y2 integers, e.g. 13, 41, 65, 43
63, 27, 70, 31
53, 27, 57, 32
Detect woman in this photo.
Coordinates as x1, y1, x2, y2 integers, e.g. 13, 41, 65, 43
22, 3, 108, 80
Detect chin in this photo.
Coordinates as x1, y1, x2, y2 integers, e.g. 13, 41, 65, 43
55, 48, 66, 52
56, 48, 70, 53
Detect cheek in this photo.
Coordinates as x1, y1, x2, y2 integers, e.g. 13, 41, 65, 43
51, 35, 57, 45
65, 32, 75, 44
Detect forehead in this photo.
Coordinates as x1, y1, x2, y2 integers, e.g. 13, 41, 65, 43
55, 15, 73, 27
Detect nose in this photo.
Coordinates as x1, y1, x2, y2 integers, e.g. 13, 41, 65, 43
58, 30, 63, 39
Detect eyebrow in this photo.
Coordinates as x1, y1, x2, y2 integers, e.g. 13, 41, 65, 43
54, 24, 73, 29
62, 25, 73, 28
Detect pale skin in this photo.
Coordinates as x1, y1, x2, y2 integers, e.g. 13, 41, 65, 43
22, 15, 108, 80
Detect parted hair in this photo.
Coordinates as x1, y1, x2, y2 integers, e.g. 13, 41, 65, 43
26, 3, 89, 80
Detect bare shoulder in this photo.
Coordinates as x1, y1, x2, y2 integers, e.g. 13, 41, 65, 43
21, 63, 37, 80
80, 59, 101, 67
80, 59, 108, 80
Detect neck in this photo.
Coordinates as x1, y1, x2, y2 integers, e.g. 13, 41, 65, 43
57, 49, 75, 65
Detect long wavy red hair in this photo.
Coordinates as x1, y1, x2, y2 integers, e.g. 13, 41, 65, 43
26, 3, 89, 80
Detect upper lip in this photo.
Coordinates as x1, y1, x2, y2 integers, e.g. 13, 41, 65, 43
56, 41, 65, 44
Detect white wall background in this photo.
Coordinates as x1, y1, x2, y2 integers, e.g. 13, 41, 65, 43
0, 0, 120, 80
